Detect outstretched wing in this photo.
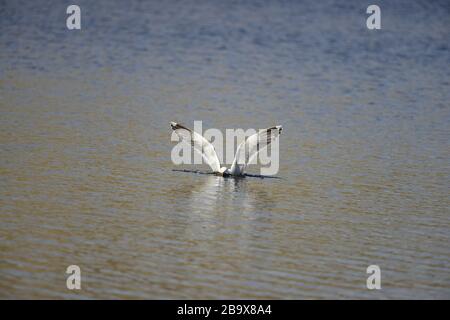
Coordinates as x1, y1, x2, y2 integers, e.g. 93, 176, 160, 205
170, 122, 221, 172
230, 125, 282, 175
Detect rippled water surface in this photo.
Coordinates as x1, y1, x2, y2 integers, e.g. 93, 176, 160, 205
1, 0, 449, 299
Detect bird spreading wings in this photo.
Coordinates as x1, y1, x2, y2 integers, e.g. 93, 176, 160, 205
170, 122, 282, 176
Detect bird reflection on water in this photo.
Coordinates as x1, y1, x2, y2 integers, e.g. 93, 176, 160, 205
169, 173, 277, 245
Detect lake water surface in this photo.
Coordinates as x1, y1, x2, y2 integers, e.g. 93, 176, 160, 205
0, 0, 449, 299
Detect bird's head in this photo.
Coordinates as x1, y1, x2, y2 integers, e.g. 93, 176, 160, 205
218, 167, 230, 176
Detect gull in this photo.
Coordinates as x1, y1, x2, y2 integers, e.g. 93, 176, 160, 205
170, 122, 282, 176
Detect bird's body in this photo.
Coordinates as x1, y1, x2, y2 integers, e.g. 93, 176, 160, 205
170, 122, 282, 177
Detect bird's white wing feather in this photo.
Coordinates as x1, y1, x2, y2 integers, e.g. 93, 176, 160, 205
230, 125, 282, 175
170, 122, 221, 172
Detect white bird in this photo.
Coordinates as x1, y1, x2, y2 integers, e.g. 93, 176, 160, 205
170, 122, 282, 176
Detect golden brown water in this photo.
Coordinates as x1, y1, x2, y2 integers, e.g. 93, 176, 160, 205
1, 0, 449, 299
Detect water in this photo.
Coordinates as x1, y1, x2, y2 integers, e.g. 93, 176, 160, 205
0, 0, 449, 299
